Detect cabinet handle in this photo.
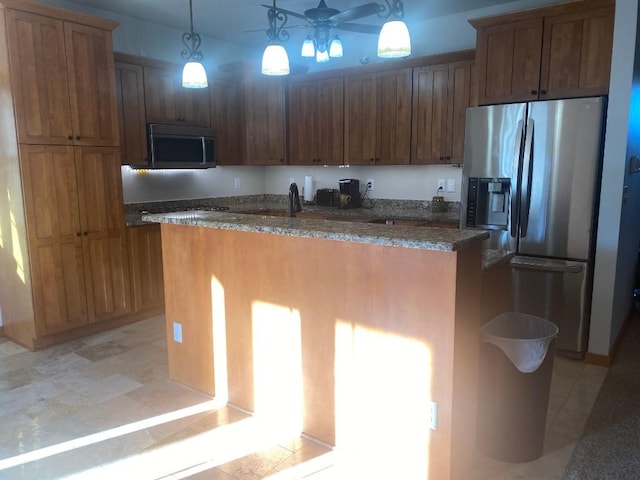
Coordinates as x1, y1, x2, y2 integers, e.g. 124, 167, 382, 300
531, 90, 538, 95
445, 156, 451, 162
376, 157, 380, 163
279, 158, 284, 163
540, 90, 547, 95
76, 135, 81, 140
83, 231, 88, 236
68, 135, 73, 140
76, 232, 81, 237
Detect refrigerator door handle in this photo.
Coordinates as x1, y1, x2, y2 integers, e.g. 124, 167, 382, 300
511, 260, 584, 274
510, 119, 525, 238
519, 120, 534, 237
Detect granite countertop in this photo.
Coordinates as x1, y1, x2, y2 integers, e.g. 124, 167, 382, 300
142, 210, 489, 252
482, 249, 515, 270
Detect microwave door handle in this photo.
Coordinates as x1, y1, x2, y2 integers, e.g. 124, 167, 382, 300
201, 137, 207, 165
510, 119, 525, 238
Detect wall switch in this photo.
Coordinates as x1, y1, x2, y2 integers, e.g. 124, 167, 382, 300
446, 179, 456, 192
234, 177, 240, 189
173, 322, 183, 343
437, 178, 445, 192
366, 179, 374, 191
429, 401, 438, 430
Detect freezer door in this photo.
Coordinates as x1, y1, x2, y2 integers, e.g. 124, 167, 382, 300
518, 97, 605, 259
461, 103, 526, 251
511, 256, 590, 356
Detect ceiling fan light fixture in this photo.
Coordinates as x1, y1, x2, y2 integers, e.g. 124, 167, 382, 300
377, 19, 411, 58
182, 61, 208, 88
262, 43, 291, 75
180, 0, 207, 88
329, 36, 343, 58
301, 36, 315, 57
316, 48, 330, 63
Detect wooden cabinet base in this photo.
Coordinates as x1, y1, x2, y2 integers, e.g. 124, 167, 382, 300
9, 306, 163, 352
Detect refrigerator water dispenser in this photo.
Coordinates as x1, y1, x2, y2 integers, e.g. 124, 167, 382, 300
465, 177, 510, 229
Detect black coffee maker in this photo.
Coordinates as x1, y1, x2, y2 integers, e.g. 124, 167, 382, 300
338, 179, 361, 208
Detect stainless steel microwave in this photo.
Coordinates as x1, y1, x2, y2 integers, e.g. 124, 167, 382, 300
147, 124, 215, 169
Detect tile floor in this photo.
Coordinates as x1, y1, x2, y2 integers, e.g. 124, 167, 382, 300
0, 316, 608, 479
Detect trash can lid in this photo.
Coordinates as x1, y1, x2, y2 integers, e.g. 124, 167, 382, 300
481, 312, 559, 373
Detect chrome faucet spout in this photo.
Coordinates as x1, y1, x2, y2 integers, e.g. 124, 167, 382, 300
288, 182, 302, 217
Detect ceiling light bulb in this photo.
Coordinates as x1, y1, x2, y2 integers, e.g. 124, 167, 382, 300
316, 48, 329, 63
182, 61, 208, 88
377, 20, 411, 58
262, 43, 290, 76
329, 36, 343, 58
301, 36, 315, 57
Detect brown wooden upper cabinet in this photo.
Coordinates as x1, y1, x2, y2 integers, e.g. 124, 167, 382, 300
210, 74, 244, 165
243, 74, 287, 165
471, 0, 614, 105
143, 65, 211, 127
412, 60, 473, 165
20, 145, 130, 336
115, 61, 147, 166
345, 68, 412, 165
6, 9, 119, 146
288, 77, 344, 166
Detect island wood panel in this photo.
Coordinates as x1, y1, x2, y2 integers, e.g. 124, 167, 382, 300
127, 224, 164, 312
160, 223, 483, 480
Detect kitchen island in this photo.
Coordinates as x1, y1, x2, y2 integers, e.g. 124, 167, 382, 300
144, 210, 491, 480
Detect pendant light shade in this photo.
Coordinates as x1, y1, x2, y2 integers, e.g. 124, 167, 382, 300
329, 36, 343, 58
377, 19, 411, 58
315, 48, 330, 63
181, 0, 207, 88
182, 61, 208, 88
262, 44, 290, 76
301, 36, 315, 57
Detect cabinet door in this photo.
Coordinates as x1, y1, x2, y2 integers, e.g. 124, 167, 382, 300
20, 145, 89, 335
6, 10, 74, 145
127, 224, 165, 312
143, 66, 210, 126
115, 62, 147, 165
476, 18, 544, 105
316, 77, 344, 166
446, 61, 474, 165
211, 76, 244, 164
143, 66, 182, 124
376, 68, 412, 165
288, 79, 318, 165
344, 73, 377, 165
64, 22, 119, 147
412, 64, 450, 164
75, 147, 131, 322
539, 6, 614, 99
244, 75, 286, 165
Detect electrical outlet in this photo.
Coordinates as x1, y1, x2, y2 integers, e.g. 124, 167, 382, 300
173, 322, 183, 344
289, 177, 295, 185
437, 178, 445, 192
234, 177, 240, 189
429, 401, 438, 430
447, 178, 456, 193
367, 179, 374, 191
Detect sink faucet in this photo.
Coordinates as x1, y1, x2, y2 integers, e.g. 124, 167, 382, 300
288, 182, 302, 217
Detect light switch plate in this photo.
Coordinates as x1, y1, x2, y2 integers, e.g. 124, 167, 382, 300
446, 179, 455, 192
234, 178, 240, 189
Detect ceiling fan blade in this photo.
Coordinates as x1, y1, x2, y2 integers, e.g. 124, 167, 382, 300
244, 25, 308, 34
260, 4, 309, 21
329, 3, 382, 23
336, 22, 381, 34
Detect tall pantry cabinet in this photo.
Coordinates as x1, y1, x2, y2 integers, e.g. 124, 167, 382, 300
0, 0, 129, 349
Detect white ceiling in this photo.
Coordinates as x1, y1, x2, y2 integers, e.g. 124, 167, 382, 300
62, 0, 519, 48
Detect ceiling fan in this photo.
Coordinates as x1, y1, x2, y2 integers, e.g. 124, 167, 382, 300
261, 0, 383, 62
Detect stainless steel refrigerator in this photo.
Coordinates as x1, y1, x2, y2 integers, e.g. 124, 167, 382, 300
461, 97, 606, 357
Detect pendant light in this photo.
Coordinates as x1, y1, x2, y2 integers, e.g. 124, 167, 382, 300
261, 0, 290, 76
377, 0, 411, 58
181, 0, 208, 88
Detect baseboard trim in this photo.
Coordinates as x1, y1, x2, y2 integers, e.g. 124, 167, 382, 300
585, 308, 638, 367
